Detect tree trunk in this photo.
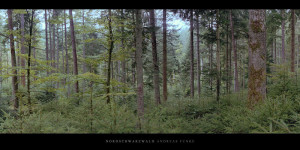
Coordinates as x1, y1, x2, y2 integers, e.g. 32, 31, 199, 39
230, 10, 239, 92
52, 10, 56, 73
135, 9, 145, 127
226, 12, 229, 94
56, 19, 60, 88
132, 11, 136, 86
82, 10, 87, 74
69, 9, 80, 96
149, 9, 161, 105
82, 10, 87, 93
106, 9, 114, 104
20, 13, 26, 87
7, 9, 19, 111
190, 9, 194, 98
162, 9, 168, 102
248, 9, 266, 109
281, 10, 285, 64
49, 11, 53, 71
291, 9, 295, 72
196, 12, 201, 98
27, 10, 35, 114
64, 10, 70, 97
216, 9, 220, 101
121, 9, 126, 85
61, 23, 65, 84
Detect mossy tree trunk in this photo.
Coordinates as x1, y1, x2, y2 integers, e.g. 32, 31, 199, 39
248, 9, 267, 109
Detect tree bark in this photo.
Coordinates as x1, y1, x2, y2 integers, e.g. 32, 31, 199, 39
69, 9, 79, 95
27, 10, 35, 114
82, 10, 87, 74
281, 10, 285, 64
291, 9, 295, 72
64, 10, 70, 97
190, 9, 194, 98
20, 13, 26, 87
149, 9, 161, 105
121, 9, 126, 85
135, 9, 145, 126
106, 9, 114, 104
230, 10, 239, 92
196, 12, 201, 98
56, 18, 60, 88
49, 11, 53, 71
248, 9, 266, 109
162, 9, 168, 102
216, 9, 220, 101
7, 9, 19, 111
52, 10, 56, 73
226, 12, 229, 93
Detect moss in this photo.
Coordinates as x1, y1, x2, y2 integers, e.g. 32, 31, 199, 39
250, 20, 263, 33
249, 40, 261, 52
247, 65, 265, 109
260, 54, 265, 61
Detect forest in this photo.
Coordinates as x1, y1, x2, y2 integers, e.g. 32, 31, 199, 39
0, 9, 300, 134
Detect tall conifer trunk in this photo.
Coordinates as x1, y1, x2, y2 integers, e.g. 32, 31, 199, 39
196, 12, 201, 98
291, 9, 295, 72
248, 10, 266, 109
162, 9, 168, 102
7, 9, 19, 111
135, 9, 145, 127
190, 9, 194, 98
106, 9, 114, 104
230, 10, 239, 92
20, 13, 26, 87
281, 10, 285, 64
149, 9, 161, 105
69, 9, 79, 96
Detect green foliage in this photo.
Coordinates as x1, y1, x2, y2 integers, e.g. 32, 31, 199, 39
268, 64, 300, 100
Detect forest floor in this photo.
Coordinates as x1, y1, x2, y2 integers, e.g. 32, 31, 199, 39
1, 88, 300, 133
